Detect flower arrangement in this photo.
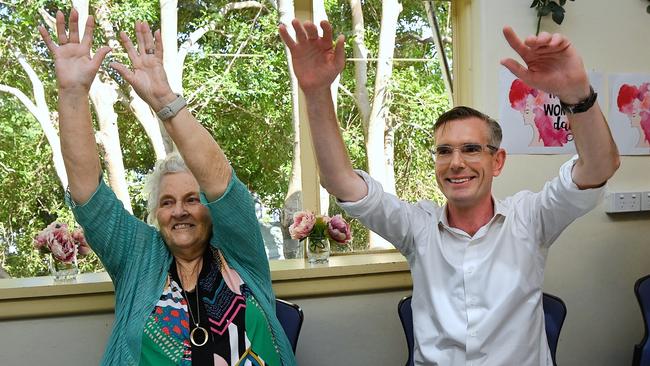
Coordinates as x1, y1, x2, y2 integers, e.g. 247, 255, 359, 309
33, 222, 91, 265
289, 211, 352, 253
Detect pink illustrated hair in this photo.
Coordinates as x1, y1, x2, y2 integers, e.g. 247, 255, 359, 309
509, 79, 570, 146
617, 83, 650, 144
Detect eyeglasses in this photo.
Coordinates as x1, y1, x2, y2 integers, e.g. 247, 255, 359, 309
431, 143, 498, 163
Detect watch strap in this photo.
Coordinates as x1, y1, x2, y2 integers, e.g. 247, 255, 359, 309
156, 94, 187, 120
559, 86, 597, 114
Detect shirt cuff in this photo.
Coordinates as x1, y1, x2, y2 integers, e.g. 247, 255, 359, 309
336, 170, 381, 218
560, 154, 607, 193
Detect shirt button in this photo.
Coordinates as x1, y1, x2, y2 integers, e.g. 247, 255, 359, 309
470, 331, 477, 337
466, 267, 474, 274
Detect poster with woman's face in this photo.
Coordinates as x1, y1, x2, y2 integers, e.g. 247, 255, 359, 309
498, 68, 604, 154
608, 74, 650, 155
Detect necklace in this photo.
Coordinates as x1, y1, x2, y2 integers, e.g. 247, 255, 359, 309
183, 282, 209, 347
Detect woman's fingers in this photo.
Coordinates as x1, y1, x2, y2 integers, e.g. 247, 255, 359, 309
80, 15, 95, 49
68, 8, 80, 44
120, 31, 139, 63
38, 25, 57, 54
55, 10, 68, 45
154, 29, 164, 56
109, 61, 135, 85
142, 22, 155, 55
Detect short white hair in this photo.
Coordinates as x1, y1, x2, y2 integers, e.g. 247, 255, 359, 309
143, 152, 190, 227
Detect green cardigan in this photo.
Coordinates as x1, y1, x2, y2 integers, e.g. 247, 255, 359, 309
69, 172, 296, 366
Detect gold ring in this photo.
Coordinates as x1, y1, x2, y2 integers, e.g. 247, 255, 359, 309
145, 48, 155, 55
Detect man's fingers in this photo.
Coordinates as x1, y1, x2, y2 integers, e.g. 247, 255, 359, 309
278, 24, 297, 50
304, 21, 319, 40
291, 19, 308, 43
500, 58, 529, 82
38, 26, 57, 54
55, 10, 68, 45
526, 31, 551, 48
502, 26, 528, 59
320, 20, 333, 45
68, 8, 80, 44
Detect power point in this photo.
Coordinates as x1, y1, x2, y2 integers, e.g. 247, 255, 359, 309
605, 192, 642, 213
642, 191, 650, 211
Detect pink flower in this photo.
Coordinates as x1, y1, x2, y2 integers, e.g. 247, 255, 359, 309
289, 211, 316, 240
33, 221, 91, 264
50, 236, 76, 263
327, 214, 352, 244
73, 228, 92, 257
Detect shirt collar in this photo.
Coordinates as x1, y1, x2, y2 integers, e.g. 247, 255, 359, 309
438, 196, 508, 229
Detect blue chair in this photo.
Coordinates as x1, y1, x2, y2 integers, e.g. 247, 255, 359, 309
543, 292, 567, 366
633, 274, 650, 366
275, 298, 304, 353
398, 293, 566, 366
398, 296, 415, 366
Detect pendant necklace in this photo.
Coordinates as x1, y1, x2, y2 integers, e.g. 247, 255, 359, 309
183, 282, 209, 347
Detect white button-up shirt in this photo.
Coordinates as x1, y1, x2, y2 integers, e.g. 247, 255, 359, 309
339, 158, 604, 366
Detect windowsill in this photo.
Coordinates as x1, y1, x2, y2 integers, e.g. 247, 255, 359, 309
0, 252, 411, 321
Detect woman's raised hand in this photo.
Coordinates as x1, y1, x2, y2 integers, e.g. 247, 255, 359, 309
38, 9, 111, 94
109, 21, 176, 112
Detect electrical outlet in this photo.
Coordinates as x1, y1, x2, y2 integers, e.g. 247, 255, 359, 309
605, 192, 642, 213
642, 191, 650, 211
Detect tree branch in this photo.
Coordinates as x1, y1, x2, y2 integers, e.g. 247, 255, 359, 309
38, 8, 56, 31
178, 1, 266, 69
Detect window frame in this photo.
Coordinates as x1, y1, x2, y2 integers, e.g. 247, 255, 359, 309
0, 0, 466, 320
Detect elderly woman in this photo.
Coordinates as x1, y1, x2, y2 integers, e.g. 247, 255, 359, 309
39, 9, 295, 366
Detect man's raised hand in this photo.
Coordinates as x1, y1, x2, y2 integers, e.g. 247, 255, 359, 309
278, 19, 345, 95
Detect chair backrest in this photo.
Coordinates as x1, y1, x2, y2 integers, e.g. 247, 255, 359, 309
397, 296, 414, 366
398, 293, 566, 366
275, 298, 304, 353
543, 292, 567, 366
633, 274, 650, 366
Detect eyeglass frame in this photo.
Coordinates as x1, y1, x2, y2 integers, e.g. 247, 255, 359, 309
430, 143, 499, 163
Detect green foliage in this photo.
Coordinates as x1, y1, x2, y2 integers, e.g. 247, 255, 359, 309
529, 0, 575, 35
1, 0, 451, 273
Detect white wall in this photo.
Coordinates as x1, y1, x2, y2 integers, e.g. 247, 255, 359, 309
0, 291, 411, 366
469, 0, 650, 365
1, 2, 648, 366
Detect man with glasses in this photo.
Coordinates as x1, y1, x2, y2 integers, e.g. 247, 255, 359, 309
279, 19, 619, 365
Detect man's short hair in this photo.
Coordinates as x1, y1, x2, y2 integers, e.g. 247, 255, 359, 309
433, 106, 503, 147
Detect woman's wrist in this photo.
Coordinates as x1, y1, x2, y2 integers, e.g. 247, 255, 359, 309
151, 91, 178, 112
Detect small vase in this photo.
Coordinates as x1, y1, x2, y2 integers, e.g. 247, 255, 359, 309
49, 254, 79, 283
306, 237, 330, 264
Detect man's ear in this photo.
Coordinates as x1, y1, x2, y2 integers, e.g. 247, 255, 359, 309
492, 148, 506, 177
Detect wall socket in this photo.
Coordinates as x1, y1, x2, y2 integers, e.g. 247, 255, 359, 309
605, 191, 643, 213
643, 192, 650, 211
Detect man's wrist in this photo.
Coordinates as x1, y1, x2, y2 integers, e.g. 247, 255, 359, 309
559, 85, 598, 115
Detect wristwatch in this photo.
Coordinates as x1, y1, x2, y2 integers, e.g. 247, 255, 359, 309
559, 85, 597, 114
156, 94, 187, 120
